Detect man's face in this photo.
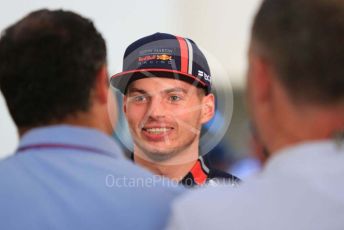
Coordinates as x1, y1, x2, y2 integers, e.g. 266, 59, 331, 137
123, 77, 214, 158
246, 39, 278, 153
246, 43, 258, 128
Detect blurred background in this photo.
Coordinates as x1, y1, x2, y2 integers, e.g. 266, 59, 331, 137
0, 0, 264, 178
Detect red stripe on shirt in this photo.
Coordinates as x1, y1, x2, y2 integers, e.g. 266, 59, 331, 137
190, 160, 208, 185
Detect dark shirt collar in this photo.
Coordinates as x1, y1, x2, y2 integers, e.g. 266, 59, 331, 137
130, 153, 211, 186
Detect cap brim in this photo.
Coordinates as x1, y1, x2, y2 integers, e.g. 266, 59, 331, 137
110, 68, 208, 94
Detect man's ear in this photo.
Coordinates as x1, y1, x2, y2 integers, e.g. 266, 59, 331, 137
94, 64, 109, 104
248, 53, 273, 107
200, 93, 215, 124
123, 95, 127, 114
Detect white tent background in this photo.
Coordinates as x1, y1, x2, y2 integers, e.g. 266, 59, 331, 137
0, 0, 261, 158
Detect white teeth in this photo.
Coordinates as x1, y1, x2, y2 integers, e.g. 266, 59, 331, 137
145, 128, 171, 134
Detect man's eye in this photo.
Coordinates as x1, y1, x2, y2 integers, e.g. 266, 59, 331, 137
169, 95, 181, 102
135, 96, 146, 101
133, 95, 147, 102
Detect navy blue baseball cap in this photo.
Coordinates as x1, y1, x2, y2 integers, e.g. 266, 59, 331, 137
110, 32, 212, 94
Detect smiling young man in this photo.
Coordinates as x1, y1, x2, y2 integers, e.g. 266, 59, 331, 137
111, 33, 239, 187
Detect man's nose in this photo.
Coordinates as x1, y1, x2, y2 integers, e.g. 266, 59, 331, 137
148, 96, 166, 118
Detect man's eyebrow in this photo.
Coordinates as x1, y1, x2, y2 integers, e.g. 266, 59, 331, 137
164, 87, 188, 94
128, 87, 188, 95
127, 88, 147, 94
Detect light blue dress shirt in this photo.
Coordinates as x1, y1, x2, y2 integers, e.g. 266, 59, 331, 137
0, 125, 183, 230
167, 140, 344, 230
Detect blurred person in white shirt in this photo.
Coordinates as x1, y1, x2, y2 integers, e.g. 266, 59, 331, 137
166, 0, 344, 229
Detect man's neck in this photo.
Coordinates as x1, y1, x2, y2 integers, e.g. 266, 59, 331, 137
269, 104, 344, 154
133, 143, 199, 181
134, 155, 197, 181
19, 108, 112, 137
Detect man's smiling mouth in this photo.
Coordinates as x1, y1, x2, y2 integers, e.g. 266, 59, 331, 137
142, 127, 173, 134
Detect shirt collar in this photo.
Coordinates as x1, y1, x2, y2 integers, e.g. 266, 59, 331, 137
130, 153, 210, 186
18, 125, 124, 159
